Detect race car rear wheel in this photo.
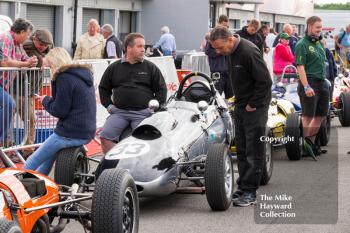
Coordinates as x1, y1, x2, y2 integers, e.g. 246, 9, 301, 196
0, 218, 22, 233
54, 146, 88, 187
205, 144, 233, 211
339, 92, 350, 126
285, 113, 303, 160
316, 114, 331, 146
261, 127, 274, 186
92, 169, 139, 233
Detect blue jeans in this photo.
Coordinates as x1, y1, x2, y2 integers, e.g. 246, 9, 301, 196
0, 86, 16, 142
24, 132, 90, 175
162, 50, 172, 56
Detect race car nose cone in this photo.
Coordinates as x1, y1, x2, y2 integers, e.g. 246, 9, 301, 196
149, 99, 160, 112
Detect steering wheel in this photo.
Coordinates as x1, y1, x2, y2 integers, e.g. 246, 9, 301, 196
176, 72, 216, 100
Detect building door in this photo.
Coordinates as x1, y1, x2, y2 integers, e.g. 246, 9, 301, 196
26, 4, 56, 42
0, 1, 11, 16
82, 8, 101, 33
118, 11, 137, 42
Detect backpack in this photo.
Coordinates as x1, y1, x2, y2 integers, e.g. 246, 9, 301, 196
336, 31, 346, 51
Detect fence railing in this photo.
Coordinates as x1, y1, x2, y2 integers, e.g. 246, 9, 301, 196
0, 67, 54, 163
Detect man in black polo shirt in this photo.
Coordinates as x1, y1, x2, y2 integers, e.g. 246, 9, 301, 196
101, 24, 123, 59
210, 26, 272, 207
295, 16, 329, 158
99, 33, 167, 154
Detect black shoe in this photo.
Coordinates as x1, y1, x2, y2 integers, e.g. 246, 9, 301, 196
304, 138, 317, 161
232, 190, 244, 201
233, 192, 257, 207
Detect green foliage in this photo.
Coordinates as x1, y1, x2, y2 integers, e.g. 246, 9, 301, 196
314, 3, 350, 10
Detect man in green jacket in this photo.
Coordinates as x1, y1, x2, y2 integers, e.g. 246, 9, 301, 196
295, 16, 329, 158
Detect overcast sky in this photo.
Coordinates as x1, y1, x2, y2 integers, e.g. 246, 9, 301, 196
313, 0, 348, 4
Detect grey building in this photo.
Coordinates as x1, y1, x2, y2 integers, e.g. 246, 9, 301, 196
0, 0, 313, 52
226, 0, 313, 35
0, 0, 141, 53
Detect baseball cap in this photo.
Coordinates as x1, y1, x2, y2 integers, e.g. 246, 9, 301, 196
280, 32, 290, 40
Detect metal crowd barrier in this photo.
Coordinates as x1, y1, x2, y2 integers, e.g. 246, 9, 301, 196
0, 67, 54, 165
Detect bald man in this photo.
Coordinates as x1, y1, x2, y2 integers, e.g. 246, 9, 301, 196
101, 24, 122, 59
273, 23, 299, 54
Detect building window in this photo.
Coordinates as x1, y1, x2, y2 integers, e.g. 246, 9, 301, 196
229, 19, 240, 30
275, 23, 283, 33
261, 21, 270, 27
209, 2, 216, 28
298, 24, 305, 36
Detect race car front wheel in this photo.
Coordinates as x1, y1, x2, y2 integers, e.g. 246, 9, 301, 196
54, 146, 88, 187
92, 169, 139, 233
285, 113, 303, 160
0, 218, 22, 233
261, 127, 274, 186
205, 144, 234, 211
339, 92, 350, 126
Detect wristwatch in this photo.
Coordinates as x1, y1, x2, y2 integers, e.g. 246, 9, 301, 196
304, 84, 311, 91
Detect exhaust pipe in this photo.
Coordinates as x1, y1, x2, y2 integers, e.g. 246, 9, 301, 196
50, 218, 68, 233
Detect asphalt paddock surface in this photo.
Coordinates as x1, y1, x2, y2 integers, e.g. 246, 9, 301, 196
61, 120, 350, 233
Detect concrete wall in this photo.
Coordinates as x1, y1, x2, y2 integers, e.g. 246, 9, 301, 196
141, 0, 209, 51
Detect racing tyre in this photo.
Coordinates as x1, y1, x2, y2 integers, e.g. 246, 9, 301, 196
54, 146, 88, 186
205, 144, 233, 211
0, 218, 22, 233
339, 92, 350, 126
92, 169, 139, 233
261, 127, 274, 186
316, 114, 331, 146
285, 113, 303, 160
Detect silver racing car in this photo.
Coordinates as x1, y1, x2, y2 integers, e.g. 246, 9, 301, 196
55, 72, 234, 211
55, 72, 273, 212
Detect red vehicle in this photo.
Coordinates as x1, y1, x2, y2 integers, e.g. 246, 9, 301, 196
0, 150, 139, 233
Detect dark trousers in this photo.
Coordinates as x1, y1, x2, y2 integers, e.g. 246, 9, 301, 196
214, 71, 234, 98
234, 106, 268, 194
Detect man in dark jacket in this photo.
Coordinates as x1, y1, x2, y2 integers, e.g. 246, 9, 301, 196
205, 14, 233, 98
258, 24, 270, 53
101, 24, 123, 59
236, 19, 264, 54
99, 33, 167, 154
23, 29, 53, 67
210, 26, 272, 207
